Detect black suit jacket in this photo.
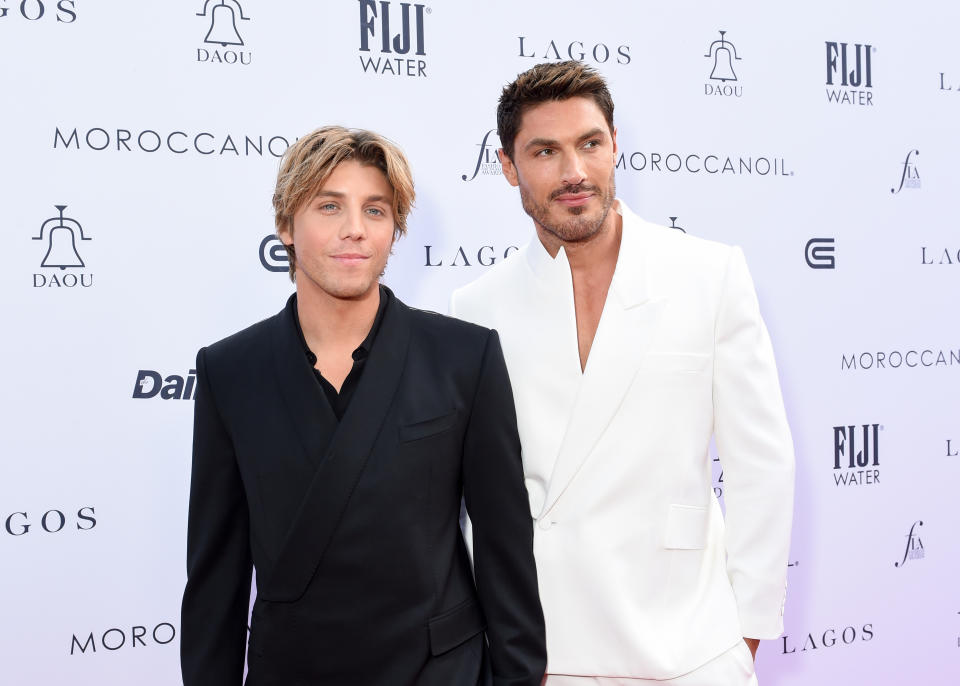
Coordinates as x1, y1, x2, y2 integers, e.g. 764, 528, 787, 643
180, 290, 546, 686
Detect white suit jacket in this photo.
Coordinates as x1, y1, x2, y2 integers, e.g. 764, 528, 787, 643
450, 201, 794, 679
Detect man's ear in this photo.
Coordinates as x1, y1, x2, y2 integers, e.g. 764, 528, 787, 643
498, 148, 520, 187
277, 217, 293, 246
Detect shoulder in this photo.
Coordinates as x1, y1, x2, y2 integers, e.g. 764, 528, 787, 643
634, 216, 734, 265
452, 244, 531, 304
202, 305, 284, 368
403, 300, 492, 346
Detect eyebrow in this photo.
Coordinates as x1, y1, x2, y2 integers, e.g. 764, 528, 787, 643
523, 127, 607, 152
313, 190, 390, 203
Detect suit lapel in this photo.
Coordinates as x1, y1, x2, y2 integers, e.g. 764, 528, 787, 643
271, 294, 339, 469
262, 290, 412, 601
540, 207, 665, 518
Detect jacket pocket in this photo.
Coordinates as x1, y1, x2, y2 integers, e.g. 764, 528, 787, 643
641, 352, 711, 373
427, 597, 486, 656
399, 409, 459, 443
663, 504, 709, 550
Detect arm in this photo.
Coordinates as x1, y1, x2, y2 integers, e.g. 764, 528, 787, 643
462, 330, 547, 686
180, 347, 253, 686
713, 247, 795, 641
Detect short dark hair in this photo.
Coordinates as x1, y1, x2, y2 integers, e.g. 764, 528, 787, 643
496, 60, 615, 160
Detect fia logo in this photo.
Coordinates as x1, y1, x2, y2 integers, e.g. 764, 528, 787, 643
832, 424, 880, 486
196, 0, 251, 65
805, 238, 835, 269
461, 130, 502, 182
358, 1, 428, 77
32, 205, 93, 288
894, 520, 924, 567
890, 150, 920, 194
668, 217, 686, 234
704, 31, 741, 98
0, 0, 76, 22
260, 234, 289, 273
826, 42, 874, 105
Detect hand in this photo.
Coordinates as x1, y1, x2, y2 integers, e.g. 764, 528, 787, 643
744, 637, 760, 660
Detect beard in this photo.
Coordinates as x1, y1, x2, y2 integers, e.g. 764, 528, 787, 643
519, 167, 617, 245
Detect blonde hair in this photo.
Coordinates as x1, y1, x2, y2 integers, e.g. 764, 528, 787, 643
272, 126, 415, 280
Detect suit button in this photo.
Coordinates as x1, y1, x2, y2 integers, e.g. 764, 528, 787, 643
537, 518, 553, 531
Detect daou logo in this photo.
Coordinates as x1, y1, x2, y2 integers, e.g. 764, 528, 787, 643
196, 0, 251, 65
704, 30, 742, 97
0, 0, 76, 22
32, 204, 94, 288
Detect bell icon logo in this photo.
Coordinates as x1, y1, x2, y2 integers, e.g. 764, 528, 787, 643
196, 0, 252, 66
34, 204, 89, 269
32, 205, 93, 288
198, 0, 248, 46
704, 30, 742, 98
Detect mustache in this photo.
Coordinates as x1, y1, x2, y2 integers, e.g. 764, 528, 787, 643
549, 183, 599, 200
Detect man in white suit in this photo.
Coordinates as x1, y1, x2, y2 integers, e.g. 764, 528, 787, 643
451, 61, 795, 685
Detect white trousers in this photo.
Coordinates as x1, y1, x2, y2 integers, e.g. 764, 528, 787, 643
544, 642, 759, 686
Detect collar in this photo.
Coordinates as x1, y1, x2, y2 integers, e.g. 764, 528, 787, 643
524, 199, 651, 308
293, 284, 390, 366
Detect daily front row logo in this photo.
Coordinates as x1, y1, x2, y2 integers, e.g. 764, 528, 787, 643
196, 0, 251, 66
826, 41, 874, 105
32, 204, 93, 288
358, 0, 428, 77
133, 370, 197, 400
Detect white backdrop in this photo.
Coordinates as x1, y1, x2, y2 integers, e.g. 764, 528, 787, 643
1, 1, 958, 684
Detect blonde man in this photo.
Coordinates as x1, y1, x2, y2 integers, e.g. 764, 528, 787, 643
181, 126, 546, 686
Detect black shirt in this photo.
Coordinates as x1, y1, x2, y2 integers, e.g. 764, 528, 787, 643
293, 285, 389, 421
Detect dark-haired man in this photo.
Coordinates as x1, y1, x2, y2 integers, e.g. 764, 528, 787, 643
181, 126, 546, 686
453, 62, 794, 685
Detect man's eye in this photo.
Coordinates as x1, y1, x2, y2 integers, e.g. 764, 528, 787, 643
536, 148, 554, 157
366, 207, 385, 216
584, 140, 600, 149
320, 203, 337, 211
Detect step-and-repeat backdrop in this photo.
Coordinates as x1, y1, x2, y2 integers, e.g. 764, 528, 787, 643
2, 1, 957, 684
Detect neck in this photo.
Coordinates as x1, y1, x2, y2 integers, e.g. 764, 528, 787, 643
535, 203, 623, 276
296, 280, 381, 354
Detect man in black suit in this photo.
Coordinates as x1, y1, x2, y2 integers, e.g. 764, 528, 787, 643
180, 126, 546, 686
